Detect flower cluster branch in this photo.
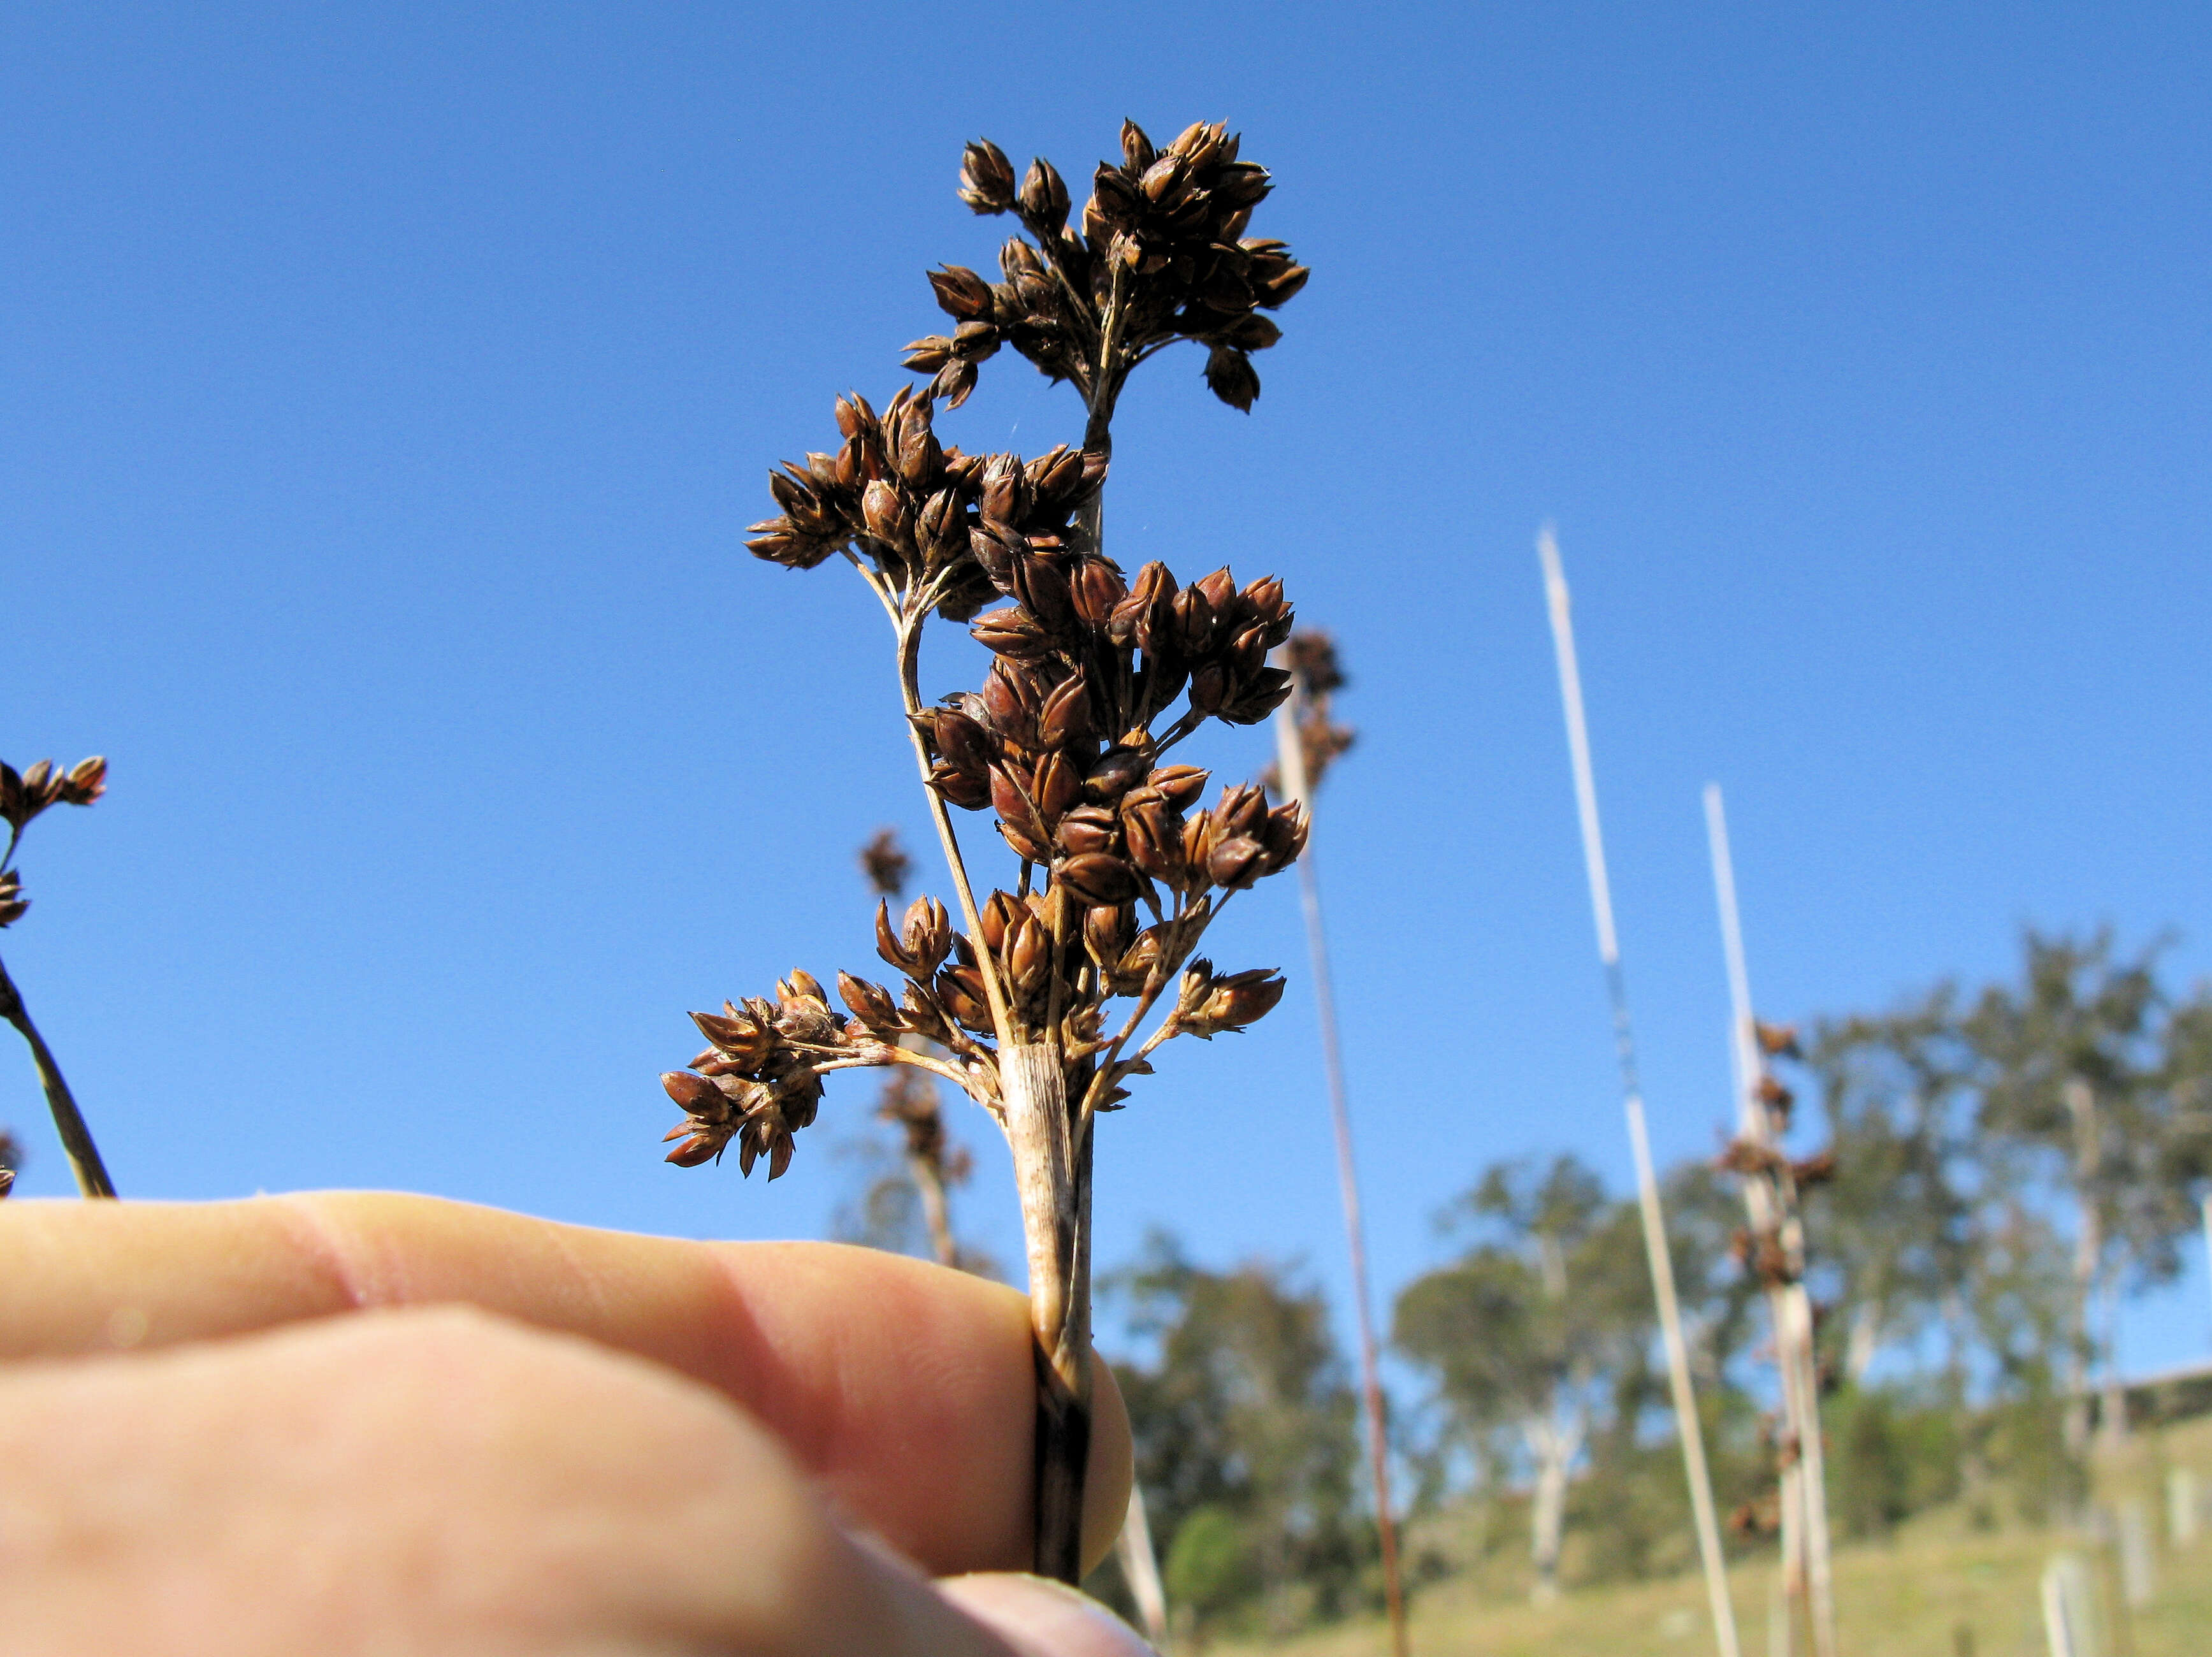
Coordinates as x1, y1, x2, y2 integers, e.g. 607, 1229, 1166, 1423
651, 117, 1310, 1584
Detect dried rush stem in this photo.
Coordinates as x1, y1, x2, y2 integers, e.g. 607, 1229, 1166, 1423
656, 119, 1311, 1581
1538, 533, 1741, 1657
1269, 635, 1410, 1657
1704, 786, 1838, 1657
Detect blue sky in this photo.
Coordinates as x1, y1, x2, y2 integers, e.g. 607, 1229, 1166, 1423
6, 4, 2208, 1386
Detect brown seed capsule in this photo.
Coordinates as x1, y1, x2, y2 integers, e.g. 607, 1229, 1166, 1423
972, 606, 1053, 660
1010, 558, 1074, 640
928, 762, 993, 811
936, 964, 995, 1034
959, 138, 1017, 213
1085, 902, 1136, 963
1083, 746, 1151, 803
1187, 662, 1231, 716
1090, 163, 1141, 227
1018, 157, 1071, 230
1037, 674, 1096, 748
1170, 584, 1218, 656
1204, 345, 1259, 410
929, 264, 995, 321
1056, 804, 1118, 857
1120, 119, 1156, 174
981, 663, 1039, 746
951, 319, 1001, 361
59, 756, 106, 807
891, 403, 943, 489
934, 360, 980, 408
904, 335, 954, 373
1067, 557, 1127, 629
837, 972, 902, 1033
1256, 263, 1310, 308
1026, 444, 1087, 507
862, 479, 913, 551
1032, 750, 1083, 825
899, 981, 954, 1045
1205, 834, 1266, 892
979, 888, 1023, 954
1220, 665, 1294, 725
1122, 794, 1185, 883
1055, 851, 1141, 907
0, 869, 24, 929
1178, 966, 1287, 1038
1181, 809, 1222, 885
1259, 801, 1309, 871
691, 1002, 776, 1070
884, 895, 953, 978
1004, 908, 1051, 1000
1148, 765, 1210, 811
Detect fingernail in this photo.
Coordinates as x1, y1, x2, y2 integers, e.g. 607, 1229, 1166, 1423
939, 1572, 1157, 1657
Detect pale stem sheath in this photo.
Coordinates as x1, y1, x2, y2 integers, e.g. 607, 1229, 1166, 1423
1271, 662, 1412, 1657
1540, 527, 1741, 1657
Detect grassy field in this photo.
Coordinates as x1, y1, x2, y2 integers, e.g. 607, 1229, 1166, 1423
1215, 1417, 2212, 1657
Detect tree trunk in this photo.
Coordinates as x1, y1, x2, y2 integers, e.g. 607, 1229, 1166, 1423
1844, 1301, 1881, 1386
2062, 1080, 2101, 1460
909, 1153, 957, 1270
1526, 1399, 1586, 1606
1002, 1042, 1092, 1584
1529, 1426, 1569, 1604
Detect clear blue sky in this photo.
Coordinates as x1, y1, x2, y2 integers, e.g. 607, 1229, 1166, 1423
7, 4, 2208, 1383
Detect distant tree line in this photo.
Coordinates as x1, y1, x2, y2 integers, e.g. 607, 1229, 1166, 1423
1080, 929, 2212, 1641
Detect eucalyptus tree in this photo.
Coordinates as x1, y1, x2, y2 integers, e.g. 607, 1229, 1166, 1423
1966, 930, 2212, 1449
1394, 1155, 1649, 1602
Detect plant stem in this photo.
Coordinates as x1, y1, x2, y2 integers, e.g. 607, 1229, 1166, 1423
1002, 1040, 1092, 1582
893, 611, 1015, 1038
0, 952, 116, 1198
1272, 669, 1411, 1657
1541, 530, 1740, 1657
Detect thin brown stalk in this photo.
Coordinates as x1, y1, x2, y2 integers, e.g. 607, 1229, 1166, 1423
0, 954, 116, 1198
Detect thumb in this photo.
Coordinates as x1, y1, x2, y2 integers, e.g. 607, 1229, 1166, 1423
937, 1575, 1157, 1657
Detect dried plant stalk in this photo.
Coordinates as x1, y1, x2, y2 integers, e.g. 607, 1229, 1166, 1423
656, 120, 1309, 1582
0, 757, 117, 1199
1538, 535, 1742, 1657
1704, 785, 1837, 1657
1268, 633, 1410, 1657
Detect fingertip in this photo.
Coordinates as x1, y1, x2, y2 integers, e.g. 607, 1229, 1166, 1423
939, 1574, 1157, 1657
1080, 1350, 1134, 1576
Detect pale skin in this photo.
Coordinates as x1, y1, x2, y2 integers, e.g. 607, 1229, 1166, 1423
0, 1192, 1146, 1656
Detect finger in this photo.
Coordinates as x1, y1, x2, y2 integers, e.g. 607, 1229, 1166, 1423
0, 1192, 1132, 1577
941, 1576, 1159, 1657
0, 1305, 1044, 1656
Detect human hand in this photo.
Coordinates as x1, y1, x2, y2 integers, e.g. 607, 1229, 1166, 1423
0, 1192, 1147, 1656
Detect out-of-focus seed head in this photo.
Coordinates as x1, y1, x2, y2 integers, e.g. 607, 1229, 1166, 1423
858, 829, 912, 898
